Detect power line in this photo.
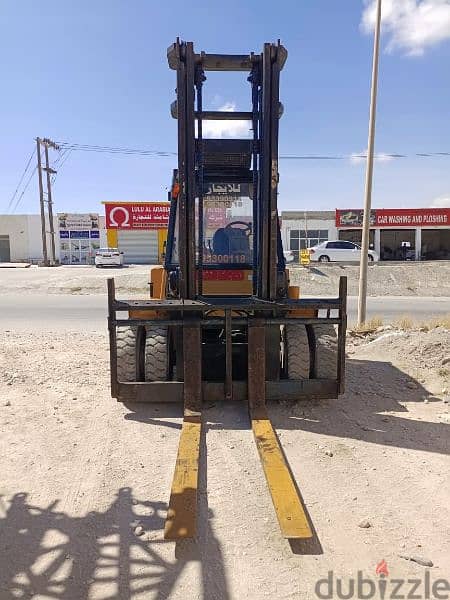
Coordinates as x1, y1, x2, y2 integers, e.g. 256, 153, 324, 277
10, 166, 37, 214
51, 147, 68, 168
51, 148, 72, 185
5, 148, 36, 213
55, 141, 450, 160
57, 142, 176, 156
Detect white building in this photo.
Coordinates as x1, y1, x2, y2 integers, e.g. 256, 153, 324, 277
0, 214, 106, 263
0, 215, 46, 262
281, 211, 337, 261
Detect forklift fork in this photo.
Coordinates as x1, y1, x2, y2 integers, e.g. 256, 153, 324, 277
248, 320, 312, 538
164, 322, 202, 539
164, 317, 312, 541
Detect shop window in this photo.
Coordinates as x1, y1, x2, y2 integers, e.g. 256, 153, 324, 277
339, 229, 375, 249
290, 229, 328, 257
421, 230, 450, 260
380, 229, 415, 261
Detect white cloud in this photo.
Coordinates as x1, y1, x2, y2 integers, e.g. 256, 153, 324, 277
350, 149, 394, 164
361, 0, 450, 56
429, 195, 450, 207
201, 102, 251, 139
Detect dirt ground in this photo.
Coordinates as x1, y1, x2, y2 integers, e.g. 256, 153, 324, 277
1, 324, 449, 599
1, 261, 450, 297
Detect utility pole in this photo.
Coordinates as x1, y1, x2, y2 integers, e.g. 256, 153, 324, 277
36, 137, 48, 266
357, 0, 382, 326
37, 137, 60, 266
43, 144, 57, 265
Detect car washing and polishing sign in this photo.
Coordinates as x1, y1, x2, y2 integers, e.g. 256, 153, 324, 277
105, 202, 170, 229
336, 208, 450, 228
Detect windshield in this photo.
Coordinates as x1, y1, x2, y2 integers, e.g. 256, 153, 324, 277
169, 189, 253, 267
202, 194, 253, 266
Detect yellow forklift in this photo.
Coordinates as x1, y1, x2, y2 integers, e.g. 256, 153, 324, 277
107, 39, 347, 541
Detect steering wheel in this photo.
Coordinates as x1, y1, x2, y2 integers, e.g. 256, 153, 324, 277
225, 221, 252, 234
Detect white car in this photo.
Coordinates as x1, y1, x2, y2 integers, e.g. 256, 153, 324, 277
95, 248, 124, 267
309, 240, 379, 263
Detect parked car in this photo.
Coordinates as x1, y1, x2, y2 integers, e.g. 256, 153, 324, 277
309, 240, 379, 263
95, 248, 124, 267
283, 249, 295, 263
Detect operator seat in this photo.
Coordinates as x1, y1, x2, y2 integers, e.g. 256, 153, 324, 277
212, 225, 251, 261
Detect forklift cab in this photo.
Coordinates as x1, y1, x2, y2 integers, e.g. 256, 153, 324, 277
165, 171, 286, 297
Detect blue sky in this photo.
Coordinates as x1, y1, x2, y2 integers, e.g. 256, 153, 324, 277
1, 0, 449, 215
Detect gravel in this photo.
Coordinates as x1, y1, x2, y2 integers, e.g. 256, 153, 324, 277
1, 324, 449, 598
1, 262, 450, 296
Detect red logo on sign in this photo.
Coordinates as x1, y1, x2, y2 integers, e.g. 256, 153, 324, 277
105, 203, 170, 229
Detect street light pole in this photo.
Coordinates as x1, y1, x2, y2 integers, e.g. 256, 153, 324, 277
357, 0, 382, 326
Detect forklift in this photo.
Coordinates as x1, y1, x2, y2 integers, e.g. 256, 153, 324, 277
107, 40, 347, 541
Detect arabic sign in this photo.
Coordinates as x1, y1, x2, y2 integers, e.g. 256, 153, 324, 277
58, 213, 99, 230
204, 183, 251, 203
336, 208, 450, 228
105, 202, 170, 229
204, 183, 248, 196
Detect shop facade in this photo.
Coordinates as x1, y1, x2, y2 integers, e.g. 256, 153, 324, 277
336, 208, 450, 260
103, 201, 170, 264
281, 207, 450, 261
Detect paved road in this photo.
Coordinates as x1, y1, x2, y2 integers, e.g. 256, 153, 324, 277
0, 293, 448, 331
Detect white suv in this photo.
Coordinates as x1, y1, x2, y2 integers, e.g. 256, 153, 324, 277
309, 240, 379, 263
95, 248, 124, 267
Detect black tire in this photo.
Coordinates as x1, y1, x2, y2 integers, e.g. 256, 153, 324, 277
368, 254, 374, 262
318, 255, 330, 263
309, 323, 338, 379
145, 324, 168, 381
285, 323, 310, 379
116, 325, 140, 382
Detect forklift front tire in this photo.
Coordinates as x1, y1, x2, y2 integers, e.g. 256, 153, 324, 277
116, 325, 140, 382
145, 324, 168, 381
285, 323, 310, 380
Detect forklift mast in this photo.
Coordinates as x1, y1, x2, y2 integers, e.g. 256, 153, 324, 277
106, 40, 348, 543
166, 39, 288, 301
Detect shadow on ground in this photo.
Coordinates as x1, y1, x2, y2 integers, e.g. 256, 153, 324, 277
0, 484, 229, 599
125, 358, 449, 456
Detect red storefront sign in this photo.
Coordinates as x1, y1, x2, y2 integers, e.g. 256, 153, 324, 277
336, 208, 450, 228
105, 202, 170, 229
